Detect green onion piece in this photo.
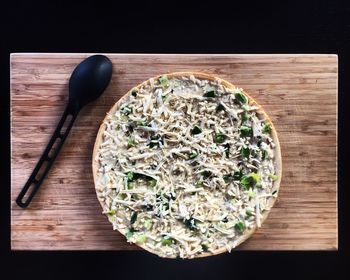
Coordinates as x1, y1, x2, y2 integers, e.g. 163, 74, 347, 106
203, 87, 216, 98
195, 181, 204, 188
148, 179, 157, 188
240, 125, 253, 137
144, 219, 152, 230
262, 122, 271, 133
234, 221, 246, 234
188, 152, 198, 160
121, 106, 133, 116
161, 236, 174, 246
235, 91, 247, 104
241, 146, 250, 158
262, 149, 267, 160
214, 133, 226, 144
127, 181, 135, 189
137, 234, 147, 244
136, 120, 148, 126
216, 103, 225, 111
233, 170, 243, 180
250, 172, 260, 182
247, 188, 255, 199
106, 209, 116, 216
127, 138, 136, 148
191, 126, 202, 135
268, 174, 278, 181
127, 171, 134, 181
240, 172, 260, 190
246, 210, 253, 217
223, 174, 232, 183
159, 75, 169, 87
224, 170, 243, 183
130, 212, 138, 224
242, 112, 250, 121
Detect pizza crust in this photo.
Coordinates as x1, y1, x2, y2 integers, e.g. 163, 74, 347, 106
92, 72, 282, 258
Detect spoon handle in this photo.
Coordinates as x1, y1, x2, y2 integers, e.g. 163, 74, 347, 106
16, 106, 78, 208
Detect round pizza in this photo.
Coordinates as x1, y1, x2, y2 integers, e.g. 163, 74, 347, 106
92, 72, 282, 258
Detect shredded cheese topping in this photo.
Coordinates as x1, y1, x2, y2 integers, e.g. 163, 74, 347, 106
94, 74, 279, 258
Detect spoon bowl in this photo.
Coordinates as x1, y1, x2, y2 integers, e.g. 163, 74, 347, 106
69, 55, 112, 111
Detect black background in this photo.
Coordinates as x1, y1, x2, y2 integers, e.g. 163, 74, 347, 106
0, 0, 349, 279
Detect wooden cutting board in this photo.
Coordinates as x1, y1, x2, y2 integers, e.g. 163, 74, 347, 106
11, 53, 338, 251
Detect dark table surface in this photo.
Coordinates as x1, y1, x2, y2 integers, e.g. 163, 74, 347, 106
1, 0, 348, 279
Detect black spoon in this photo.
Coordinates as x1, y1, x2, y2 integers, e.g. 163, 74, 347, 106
16, 55, 113, 208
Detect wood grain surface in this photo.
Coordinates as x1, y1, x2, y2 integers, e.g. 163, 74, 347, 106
10, 54, 338, 251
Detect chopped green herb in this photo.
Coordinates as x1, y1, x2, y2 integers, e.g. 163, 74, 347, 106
161, 236, 174, 246
137, 234, 147, 244
195, 181, 204, 188
262, 149, 267, 160
161, 94, 168, 102
223, 170, 243, 183
268, 174, 278, 181
203, 87, 216, 98
216, 103, 225, 111
201, 171, 212, 179
127, 138, 136, 148
131, 90, 138, 97
214, 133, 227, 144
240, 125, 253, 137
191, 126, 202, 135
188, 152, 198, 160
223, 143, 230, 158
142, 204, 154, 211
201, 244, 209, 252
234, 221, 246, 234
125, 230, 134, 239
240, 172, 260, 190
130, 212, 138, 224
262, 122, 271, 133
246, 210, 253, 217
159, 75, 169, 87
235, 91, 247, 104
233, 170, 243, 180
241, 146, 250, 158
119, 193, 127, 200
184, 217, 199, 231
148, 179, 157, 188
